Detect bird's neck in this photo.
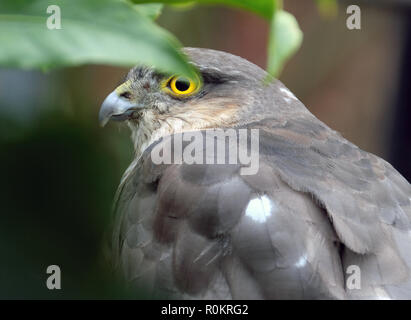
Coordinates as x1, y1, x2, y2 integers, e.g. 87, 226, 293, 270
129, 109, 243, 159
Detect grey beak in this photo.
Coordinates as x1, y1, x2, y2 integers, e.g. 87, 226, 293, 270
99, 91, 142, 127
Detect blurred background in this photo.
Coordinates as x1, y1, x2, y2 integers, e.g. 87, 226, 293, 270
0, 0, 410, 298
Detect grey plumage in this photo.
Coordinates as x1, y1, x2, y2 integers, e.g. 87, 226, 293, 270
101, 48, 411, 299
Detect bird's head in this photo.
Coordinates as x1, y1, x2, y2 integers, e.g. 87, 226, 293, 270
99, 48, 275, 153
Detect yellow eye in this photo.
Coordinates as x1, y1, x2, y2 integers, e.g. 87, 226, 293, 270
166, 76, 197, 96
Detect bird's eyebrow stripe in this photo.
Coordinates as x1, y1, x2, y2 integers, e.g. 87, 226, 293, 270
200, 69, 243, 84
125, 65, 242, 86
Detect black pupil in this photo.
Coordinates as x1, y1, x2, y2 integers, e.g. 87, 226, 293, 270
175, 78, 190, 92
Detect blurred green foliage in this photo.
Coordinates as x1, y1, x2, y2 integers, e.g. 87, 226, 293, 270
316, 0, 339, 18
0, 0, 195, 77
268, 9, 303, 77
0, 109, 129, 298
132, 0, 275, 19
0, 0, 307, 77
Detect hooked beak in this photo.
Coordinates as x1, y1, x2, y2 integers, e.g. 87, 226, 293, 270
99, 91, 144, 127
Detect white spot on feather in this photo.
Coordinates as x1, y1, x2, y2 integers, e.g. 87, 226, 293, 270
245, 195, 275, 223
294, 255, 307, 268
295, 255, 307, 268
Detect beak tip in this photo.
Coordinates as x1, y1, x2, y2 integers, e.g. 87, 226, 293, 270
98, 110, 110, 127
99, 91, 118, 127
98, 89, 141, 127
98, 114, 109, 127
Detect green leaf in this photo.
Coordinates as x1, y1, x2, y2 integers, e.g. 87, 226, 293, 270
134, 0, 303, 77
0, 0, 304, 80
133, 3, 164, 20
131, 0, 275, 20
267, 10, 303, 77
0, 0, 196, 78
315, 0, 338, 18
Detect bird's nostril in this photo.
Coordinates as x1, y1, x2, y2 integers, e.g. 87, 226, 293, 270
120, 91, 132, 99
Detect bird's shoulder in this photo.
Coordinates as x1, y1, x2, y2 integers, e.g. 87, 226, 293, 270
246, 116, 411, 251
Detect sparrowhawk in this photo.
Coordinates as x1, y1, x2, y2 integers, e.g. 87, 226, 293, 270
99, 48, 411, 299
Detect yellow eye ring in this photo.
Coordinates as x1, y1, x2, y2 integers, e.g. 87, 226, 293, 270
165, 76, 198, 96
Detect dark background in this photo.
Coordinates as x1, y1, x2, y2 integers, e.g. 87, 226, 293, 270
0, 1, 410, 298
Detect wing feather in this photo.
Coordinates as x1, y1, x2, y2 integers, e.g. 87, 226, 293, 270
112, 119, 411, 299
